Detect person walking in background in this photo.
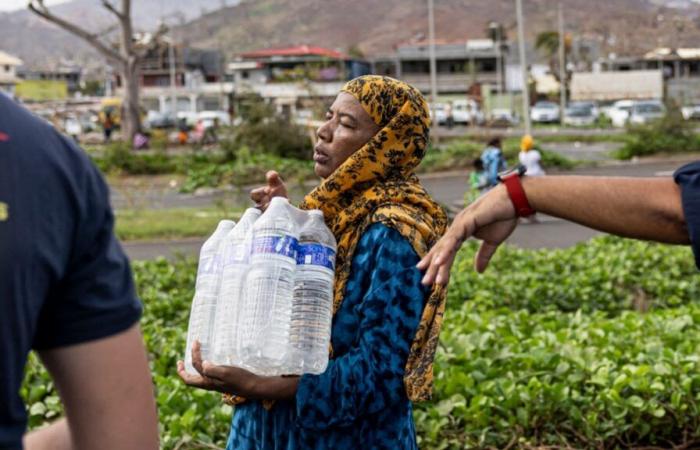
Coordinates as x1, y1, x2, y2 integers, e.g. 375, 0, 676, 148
445, 101, 454, 129
481, 137, 507, 189
466, 157, 488, 204
102, 110, 115, 143
518, 134, 545, 177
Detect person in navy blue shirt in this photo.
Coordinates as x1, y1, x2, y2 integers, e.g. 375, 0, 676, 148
419, 162, 700, 284
0, 93, 159, 450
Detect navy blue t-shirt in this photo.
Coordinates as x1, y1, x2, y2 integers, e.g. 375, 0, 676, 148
674, 161, 700, 269
0, 94, 142, 449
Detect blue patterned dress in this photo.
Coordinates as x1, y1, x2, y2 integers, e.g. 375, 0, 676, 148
226, 223, 429, 449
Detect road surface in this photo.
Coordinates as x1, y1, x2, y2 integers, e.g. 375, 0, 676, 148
121, 157, 696, 260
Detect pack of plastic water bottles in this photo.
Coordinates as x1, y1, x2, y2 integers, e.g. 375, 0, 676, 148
184, 197, 337, 376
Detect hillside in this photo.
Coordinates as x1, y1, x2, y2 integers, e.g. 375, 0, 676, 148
0, 0, 233, 66
2, 0, 700, 68
177, 0, 700, 59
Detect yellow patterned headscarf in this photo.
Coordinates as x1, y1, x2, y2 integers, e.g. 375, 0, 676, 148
301, 75, 448, 402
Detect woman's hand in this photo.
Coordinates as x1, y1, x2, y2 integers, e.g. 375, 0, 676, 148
176, 341, 299, 400
250, 171, 288, 210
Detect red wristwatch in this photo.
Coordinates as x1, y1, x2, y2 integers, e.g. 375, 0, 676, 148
497, 164, 535, 217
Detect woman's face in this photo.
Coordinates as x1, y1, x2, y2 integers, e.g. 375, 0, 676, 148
313, 92, 381, 178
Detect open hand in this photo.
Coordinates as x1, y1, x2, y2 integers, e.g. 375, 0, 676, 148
417, 185, 518, 286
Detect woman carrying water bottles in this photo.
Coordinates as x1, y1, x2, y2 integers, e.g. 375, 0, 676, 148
178, 75, 448, 449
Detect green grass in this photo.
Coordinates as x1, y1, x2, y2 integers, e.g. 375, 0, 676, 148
115, 207, 244, 241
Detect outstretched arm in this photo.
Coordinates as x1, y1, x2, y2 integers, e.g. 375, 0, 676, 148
418, 176, 688, 286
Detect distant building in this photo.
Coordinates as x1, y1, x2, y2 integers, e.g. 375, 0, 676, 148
228, 45, 371, 117
599, 47, 700, 103
115, 34, 232, 114
571, 70, 664, 102
0, 51, 23, 96
370, 39, 506, 96
17, 65, 82, 94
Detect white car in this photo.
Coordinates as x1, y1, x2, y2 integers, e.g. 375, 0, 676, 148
530, 101, 560, 123
607, 100, 635, 128
681, 103, 700, 120
431, 100, 483, 125
628, 101, 665, 125
197, 110, 231, 128
452, 99, 484, 125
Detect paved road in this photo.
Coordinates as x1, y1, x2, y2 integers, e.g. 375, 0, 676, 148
121, 157, 697, 260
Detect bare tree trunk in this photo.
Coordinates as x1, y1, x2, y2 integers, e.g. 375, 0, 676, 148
121, 57, 141, 141
116, 0, 141, 142
28, 0, 143, 147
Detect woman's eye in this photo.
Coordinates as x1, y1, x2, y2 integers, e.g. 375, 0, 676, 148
340, 121, 354, 129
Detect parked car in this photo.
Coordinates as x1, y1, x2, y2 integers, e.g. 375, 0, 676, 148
628, 100, 666, 125
430, 100, 484, 126
146, 110, 177, 129
681, 103, 700, 120
452, 99, 484, 125
488, 108, 519, 127
606, 100, 635, 128
530, 101, 560, 123
197, 110, 231, 128
563, 102, 597, 127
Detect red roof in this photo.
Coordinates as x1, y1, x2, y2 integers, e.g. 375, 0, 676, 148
240, 45, 347, 60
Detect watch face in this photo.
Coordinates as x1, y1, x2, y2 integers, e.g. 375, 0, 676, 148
498, 164, 526, 181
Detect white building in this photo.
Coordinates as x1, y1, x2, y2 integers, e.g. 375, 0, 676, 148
0, 51, 23, 96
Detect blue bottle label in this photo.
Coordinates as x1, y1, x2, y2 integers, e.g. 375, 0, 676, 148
296, 243, 336, 270
251, 235, 298, 259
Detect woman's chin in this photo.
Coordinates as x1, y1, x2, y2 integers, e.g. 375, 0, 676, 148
314, 163, 330, 179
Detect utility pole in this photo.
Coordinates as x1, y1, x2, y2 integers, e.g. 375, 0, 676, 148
169, 36, 177, 114
428, 0, 438, 120
516, 0, 531, 135
558, 1, 566, 122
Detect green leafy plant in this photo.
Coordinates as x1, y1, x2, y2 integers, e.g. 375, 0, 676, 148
21, 237, 700, 449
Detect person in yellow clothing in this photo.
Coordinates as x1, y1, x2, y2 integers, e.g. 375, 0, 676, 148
518, 134, 546, 177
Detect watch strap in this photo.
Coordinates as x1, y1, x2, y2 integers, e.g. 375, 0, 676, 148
502, 174, 535, 217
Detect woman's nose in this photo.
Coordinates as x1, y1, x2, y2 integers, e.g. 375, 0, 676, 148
317, 121, 332, 142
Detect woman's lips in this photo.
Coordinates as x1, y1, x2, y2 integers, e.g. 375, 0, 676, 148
313, 150, 329, 164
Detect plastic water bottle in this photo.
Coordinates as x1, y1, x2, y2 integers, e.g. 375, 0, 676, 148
238, 197, 299, 375
211, 208, 261, 366
184, 219, 236, 375
288, 210, 336, 374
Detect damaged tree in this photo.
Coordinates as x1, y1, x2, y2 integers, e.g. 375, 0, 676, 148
28, 0, 142, 144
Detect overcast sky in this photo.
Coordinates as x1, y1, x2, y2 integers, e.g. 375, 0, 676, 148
0, 0, 70, 12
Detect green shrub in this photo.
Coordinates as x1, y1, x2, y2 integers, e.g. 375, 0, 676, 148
417, 302, 700, 449
232, 100, 312, 160
448, 236, 699, 314
21, 237, 700, 449
93, 142, 179, 175
614, 106, 700, 159
181, 146, 314, 193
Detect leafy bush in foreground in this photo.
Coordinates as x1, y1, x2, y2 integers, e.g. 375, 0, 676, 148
21, 237, 700, 449
449, 236, 699, 315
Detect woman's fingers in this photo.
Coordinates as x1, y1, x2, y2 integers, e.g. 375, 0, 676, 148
176, 360, 210, 388
250, 171, 288, 208
191, 341, 206, 375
